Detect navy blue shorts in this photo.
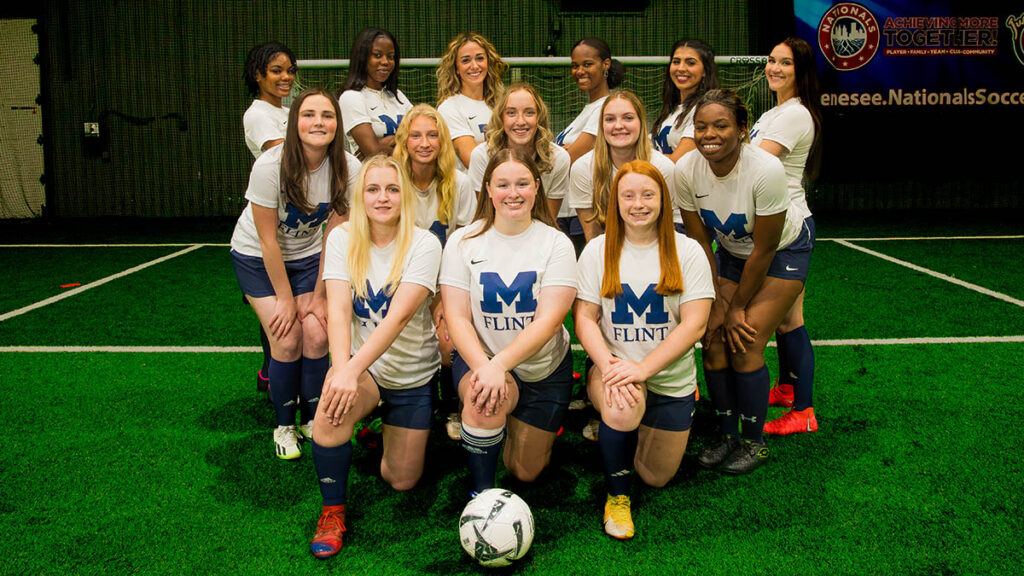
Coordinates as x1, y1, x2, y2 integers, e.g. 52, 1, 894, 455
557, 215, 585, 237
641, 390, 696, 432
451, 349, 573, 433
717, 217, 813, 283
230, 250, 320, 298
370, 374, 434, 431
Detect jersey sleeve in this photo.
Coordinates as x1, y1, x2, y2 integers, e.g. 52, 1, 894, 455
673, 155, 697, 212
575, 237, 604, 305
338, 90, 370, 133
322, 225, 351, 282
544, 146, 571, 200
343, 153, 363, 209
760, 104, 814, 153
439, 227, 472, 290
401, 231, 443, 294
677, 236, 716, 304
243, 107, 283, 157
467, 144, 488, 193
541, 231, 578, 289
568, 156, 593, 210
438, 98, 472, 140
582, 104, 601, 136
753, 153, 789, 217
679, 107, 696, 139
454, 171, 478, 226
244, 153, 281, 209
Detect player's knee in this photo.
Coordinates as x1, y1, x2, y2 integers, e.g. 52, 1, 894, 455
311, 415, 353, 446
507, 460, 544, 483
383, 469, 421, 492
636, 466, 670, 489
461, 406, 505, 430
601, 408, 640, 433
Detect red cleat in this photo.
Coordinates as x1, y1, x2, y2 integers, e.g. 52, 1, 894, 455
768, 381, 794, 408
765, 407, 818, 435
310, 505, 347, 558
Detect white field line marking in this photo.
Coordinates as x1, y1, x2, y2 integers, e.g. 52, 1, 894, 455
819, 235, 1024, 242
0, 243, 230, 248
834, 239, 1024, 308
0, 244, 205, 323
3, 336, 1022, 353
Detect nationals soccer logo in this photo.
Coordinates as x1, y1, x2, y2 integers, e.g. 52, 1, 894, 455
1008, 12, 1024, 67
818, 2, 881, 70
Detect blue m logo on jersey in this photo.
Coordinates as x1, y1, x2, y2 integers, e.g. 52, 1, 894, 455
610, 284, 668, 325
554, 127, 570, 146
379, 114, 404, 137
480, 271, 537, 314
748, 127, 760, 141
428, 220, 449, 246
281, 202, 331, 236
353, 281, 392, 320
653, 125, 673, 154
700, 209, 750, 240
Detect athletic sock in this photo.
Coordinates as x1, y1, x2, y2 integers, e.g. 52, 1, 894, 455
704, 368, 739, 437
312, 440, 351, 506
461, 423, 505, 494
598, 422, 636, 496
777, 326, 815, 411
300, 354, 329, 423
735, 365, 770, 443
259, 325, 271, 376
438, 365, 456, 413
268, 358, 301, 427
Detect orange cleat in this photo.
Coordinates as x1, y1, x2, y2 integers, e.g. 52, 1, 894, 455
310, 505, 347, 558
765, 407, 818, 435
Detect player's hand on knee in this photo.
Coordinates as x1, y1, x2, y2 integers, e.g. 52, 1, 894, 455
724, 306, 757, 354
322, 366, 359, 426
270, 296, 298, 340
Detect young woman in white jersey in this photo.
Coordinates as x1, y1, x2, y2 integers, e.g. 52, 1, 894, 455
309, 155, 443, 558
436, 32, 507, 172
575, 160, 714, 539
674, 90, 811, 475
393, 104, 477, 440
338, 28, 412, 159
441, 149, 577, 496
467, 83, 570, 225
651, 39, 719, 163
229, 88, 360, 460
569, 90, 677, 242
750, 37, 823, 436
243, 42, 297, 393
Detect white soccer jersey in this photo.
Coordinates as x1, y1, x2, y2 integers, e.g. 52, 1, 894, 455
568, 150, 676, 216
577, 233, 715, 397
674, 144, 801, 258
749, 97, 814, 219
652, 105, 695, 156
244, 99, 289, 159
555, 96, 606, 147
437, 94, 492, 172
322, 226, 442, 389
440, 220, 577, 382
466, 142, 571, 204
337, 87, 412, 155
413, 170, 477, 247
230, 146, 361, 260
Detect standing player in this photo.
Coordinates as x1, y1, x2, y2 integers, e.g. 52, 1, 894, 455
750, 37, 823, 435
675, 90, 810, 474
651, 40, 719, 163
243, 41, 298, 392
338, 28, 412, 159
575, 160, 713, 539
441, 149, 577, 496
569, 90, 676, 243
436, 32, 507, 172
309, 155, 443, 558
466, 84, 570, 225
230, 88, 360, 459
393, 104, 477, 440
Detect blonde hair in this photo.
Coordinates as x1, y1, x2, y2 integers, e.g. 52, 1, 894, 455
392, 104, 459, 227
436, 32, 507, 108
483, 83, 554, 174
590, 90, 651, 226
601, 160, 682, 299
346, 155, 417, 299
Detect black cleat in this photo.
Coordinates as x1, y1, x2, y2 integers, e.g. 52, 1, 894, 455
697, 435, 740, 468
719, 440, 770, 475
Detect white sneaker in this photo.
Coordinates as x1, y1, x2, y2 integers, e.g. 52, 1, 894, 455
274, 425, 302, 460
445, 413, 461, 441
582, 418, 600, 442
298, 420, 313, 441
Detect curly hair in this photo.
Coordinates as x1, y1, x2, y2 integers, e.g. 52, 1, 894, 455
483, 83, 555, 174
436, 32, 507, 108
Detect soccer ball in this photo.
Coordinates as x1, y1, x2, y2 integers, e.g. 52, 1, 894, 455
458, 489, 535, 567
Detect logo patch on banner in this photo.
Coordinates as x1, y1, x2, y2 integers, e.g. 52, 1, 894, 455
818, 2, 881, 70
1008, 12, 1024, 67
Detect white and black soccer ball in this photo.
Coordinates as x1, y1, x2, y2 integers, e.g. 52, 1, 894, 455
458, 489, 535, 568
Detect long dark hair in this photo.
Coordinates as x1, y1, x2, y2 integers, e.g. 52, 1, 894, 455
651, 39, 719, 141
572, 37, 624, 90
779, 36, 823, 182
468, 148, 555, 239
340, 28, 404, 103
244, 42, 297, 97
279, 88, 350, 216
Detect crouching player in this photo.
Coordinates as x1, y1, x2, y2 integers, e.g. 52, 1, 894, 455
574, 160, 713, 539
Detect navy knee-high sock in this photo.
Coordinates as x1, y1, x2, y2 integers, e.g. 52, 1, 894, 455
598, 422, 637, 496
704, 368, 739, 437
300, 354, 329, 423
461, 424, 505, 494
312, 440, 352, 506
735, 365, 770, 443
777, 326, 815, 410
259, 325, 271, 376
775, 332, 790, 385
268, 358, 301, 427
